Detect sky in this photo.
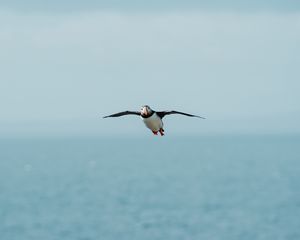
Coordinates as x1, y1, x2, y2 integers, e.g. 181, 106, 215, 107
0, 1, 300, 137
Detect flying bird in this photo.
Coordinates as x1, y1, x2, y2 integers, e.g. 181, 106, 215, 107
103, 105, 205, 136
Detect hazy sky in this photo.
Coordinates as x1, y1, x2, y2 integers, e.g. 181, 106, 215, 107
1, 1, 300, 136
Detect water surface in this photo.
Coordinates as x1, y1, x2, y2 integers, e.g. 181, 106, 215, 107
0, 136, 299, 240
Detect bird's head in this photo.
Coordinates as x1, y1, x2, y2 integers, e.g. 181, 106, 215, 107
140, 105, 153, 117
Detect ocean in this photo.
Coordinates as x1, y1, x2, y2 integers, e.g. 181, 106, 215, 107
0, 135, 299, 240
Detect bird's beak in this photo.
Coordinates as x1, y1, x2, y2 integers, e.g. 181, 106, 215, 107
141, 107, 147, 116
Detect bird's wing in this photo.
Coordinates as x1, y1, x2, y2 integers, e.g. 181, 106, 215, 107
103, 111, 140, 118
156, 111, 205, 119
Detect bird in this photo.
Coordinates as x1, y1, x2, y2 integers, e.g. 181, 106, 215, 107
103, 105, 205, 136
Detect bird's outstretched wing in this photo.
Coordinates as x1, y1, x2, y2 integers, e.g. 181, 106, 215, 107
103, 111, 140, 118
156, 111, 205, 119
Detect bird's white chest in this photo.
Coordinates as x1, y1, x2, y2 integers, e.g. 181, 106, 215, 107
141, 113, 163, 131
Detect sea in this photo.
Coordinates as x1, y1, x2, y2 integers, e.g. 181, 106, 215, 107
0, 135, 299, 240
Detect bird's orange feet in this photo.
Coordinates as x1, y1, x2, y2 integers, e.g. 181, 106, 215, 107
152, 131, 158, 135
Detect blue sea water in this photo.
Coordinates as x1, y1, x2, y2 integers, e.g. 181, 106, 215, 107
0, 135, 299, 240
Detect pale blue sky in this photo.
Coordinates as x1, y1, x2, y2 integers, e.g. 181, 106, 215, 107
0, 2, 300, 136
1, 0, 300, 12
